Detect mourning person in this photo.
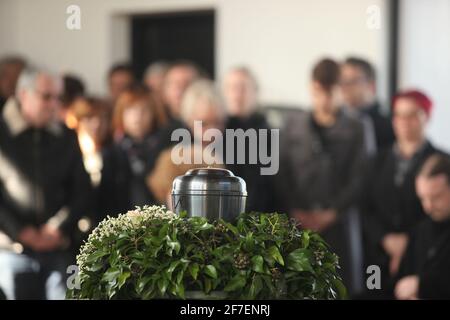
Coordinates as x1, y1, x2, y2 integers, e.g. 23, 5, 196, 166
147, 79, 225, 207
143, 61, 169, 101
395, 154, 450, 300
362, 90, 442, 296
0, 68, 92, 299
158, 61, 201, 150
223, 66, 277, 212
340, 57, 395, 155
59, 74, 85, 127
278, 58, 367, 294
107, 63, 136, 105
0, 56, 26, 111
70, 97, 129, 224
114, 86, 168, 208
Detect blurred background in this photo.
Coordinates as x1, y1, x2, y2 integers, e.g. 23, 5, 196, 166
0, 0, 448, 150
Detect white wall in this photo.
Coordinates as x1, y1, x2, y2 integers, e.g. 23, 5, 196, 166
0, 0, 388, 107
399, 0, 450, 152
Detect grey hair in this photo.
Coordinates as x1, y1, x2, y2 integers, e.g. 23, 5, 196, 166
225, 65, 259, 91
180, 79, 226, 123
15, 67, 61, 97
144, 61, 169, 78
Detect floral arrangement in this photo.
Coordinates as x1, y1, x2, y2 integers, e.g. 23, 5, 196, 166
67, 205, 346, 299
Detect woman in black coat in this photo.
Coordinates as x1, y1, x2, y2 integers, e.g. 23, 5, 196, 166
362, 89, 444, 297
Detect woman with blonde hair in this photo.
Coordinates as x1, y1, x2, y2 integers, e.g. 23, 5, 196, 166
147, 79, 226, 207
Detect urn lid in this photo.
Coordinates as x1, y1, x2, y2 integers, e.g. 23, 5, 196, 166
172, 167, 247, 196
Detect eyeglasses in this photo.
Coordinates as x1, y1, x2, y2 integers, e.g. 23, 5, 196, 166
339, 77, 368, 87
34, 90, 63, 102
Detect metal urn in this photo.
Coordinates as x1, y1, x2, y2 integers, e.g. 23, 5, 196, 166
171, 167, 247, 222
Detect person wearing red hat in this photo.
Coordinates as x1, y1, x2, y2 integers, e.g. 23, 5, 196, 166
360, 89, 446, 299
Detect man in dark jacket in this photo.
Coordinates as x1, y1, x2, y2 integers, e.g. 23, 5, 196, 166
340, 57, 395, 156
395, 154, 450, 299
0, 68, 92, 299
278, 59, 368, 295
223, 66, 278, 212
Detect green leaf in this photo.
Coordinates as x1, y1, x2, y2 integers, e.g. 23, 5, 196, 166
243, 233, 255, 251
189, 263, 200, 280
137, 276, 152, 294
251, 255, 264, 273
167, 260, 181, 274
102, 267, 121, 283
166, 238, 181, 256
268, 245, 284, 266
85, 250, 108, 263
223, 221, 239, 235
204, 265, 218, 279
157, 278, 168, 295
199, 222, 214, 231
176, 269, 184, 284
301, 231, 310, 248
176, 282, 185, 299
117, 271, 130, 289
204, 277, 212, 293
287, 248, 314, 273
224, 274, 246, 292
179, 211, 188, 218
332, 278, 348, 299
249, 275, 263, 298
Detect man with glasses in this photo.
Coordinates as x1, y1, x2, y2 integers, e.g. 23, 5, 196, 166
340, 57, 395, 156
0, 67, 92, 299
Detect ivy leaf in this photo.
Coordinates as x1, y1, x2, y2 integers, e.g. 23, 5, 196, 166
137, 276, 152, 294
117, 271, 130, 289
251, 255, 264, 273
189, 263, 200, 280
301, 231, 310, 248
85, 250, 108, 263
102, 267, 121, 283
287, 248, 314, 273
167, 260, 181, 274
243, 233, 255, 251
166, 238, 181, 256
157, 278, 168, 295
249, 275, 263, 298
179, 211, 188, 218
268, 245, 284, 266
204, 265, 218, 279
176, 282, 185, 299
224, 274, 246, 292
204, 278, 212, 293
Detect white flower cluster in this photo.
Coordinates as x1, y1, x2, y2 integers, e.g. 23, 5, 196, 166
76, 205, 178, 270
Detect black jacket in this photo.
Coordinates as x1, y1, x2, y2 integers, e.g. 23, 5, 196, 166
363, 101, 395, 151
362, 142, 440, 249
397, 217, 450, 299
278, 109, 367, 213
0, 98, 92, 244
225, 112, 278, 213
116, 132, 164, 208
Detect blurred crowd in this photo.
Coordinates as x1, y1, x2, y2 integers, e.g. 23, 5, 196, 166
1, 54, 450, 300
